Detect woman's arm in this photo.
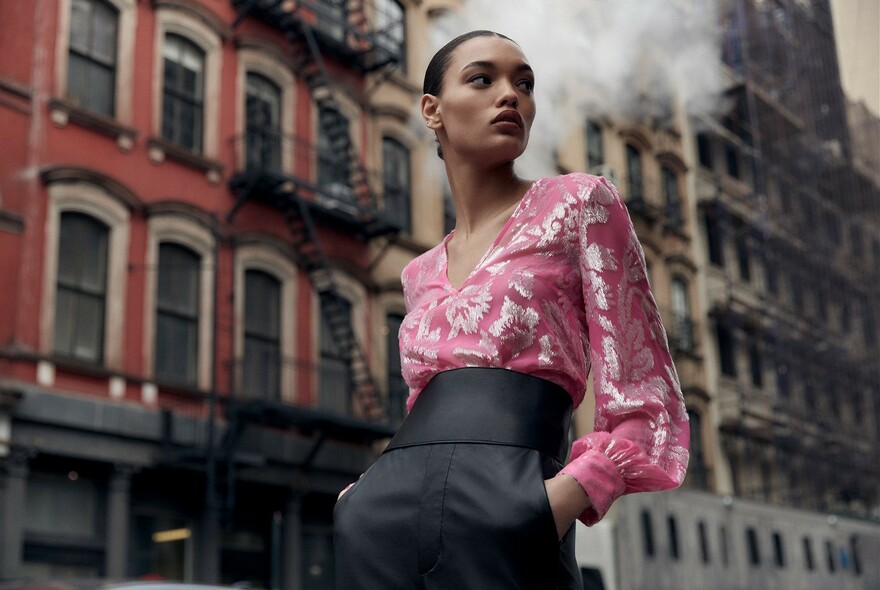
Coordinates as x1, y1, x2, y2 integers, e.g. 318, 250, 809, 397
556, 175, 689, 527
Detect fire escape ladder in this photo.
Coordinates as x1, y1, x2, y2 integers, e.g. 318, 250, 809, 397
295, 21, 375, 217
281, 190, 383, 421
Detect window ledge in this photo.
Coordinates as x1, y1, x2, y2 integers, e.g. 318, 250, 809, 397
48, 97, 138, 151
662, 222, 690, 241
0, 209, 24, 234
147, 137, 224, 183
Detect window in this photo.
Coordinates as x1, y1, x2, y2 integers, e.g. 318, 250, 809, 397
243, 270, 281, 400
763, 253, 778, 294
55, 212, 108, 363
725, 142, 740, 178
625, 144, 644, 201
704, 213, 725, 267
662, 166, 683, 227
668, 516, 680, 560
641, 510, 655, 558
155, 243, 200, 385
319, 296, 352, 414
698, 521, 710, 564
697, 133, 713, 170
775, 360, 790, 398
312, 0, 347, 43
382, 137, 411, 232
850, 224, 863, 258
67, 0, 117, 115
386, 313, 407, 425
317, 107, 353, 202
245, 73, 282, 172
716, 322, 736, 377
671, 277, 694, 352
863, 300, 877, 348
850, 535, 862, 576
375, 0, 406, 72
586, 119, 604, 170
748, 334, 762, 388
735, 224, 751, 281
803, 537, 815, 571
825, 540, 836, 572
773, 532, 785, 568
162, 34, 205, 152
687, 410, 708, 489
720, 525, 729, 567
746, 527, 760, 565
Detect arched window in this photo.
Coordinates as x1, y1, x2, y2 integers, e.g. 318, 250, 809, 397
155, 243, 200, 385
625, 144, 644, 201
670, 277, 694, 352
67, 0, 118, 115
382, 137, 411, 232
55, 212, 109, 363
243, 270, 281, 399
662, 165, 683, 227
162, 34, 205, 152
245, 73, 282, 172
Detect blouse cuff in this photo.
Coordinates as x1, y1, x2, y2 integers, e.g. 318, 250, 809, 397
559, 450, 626, 526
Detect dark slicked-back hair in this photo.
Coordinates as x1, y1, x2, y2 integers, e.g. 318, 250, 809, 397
423, 30, 518, 158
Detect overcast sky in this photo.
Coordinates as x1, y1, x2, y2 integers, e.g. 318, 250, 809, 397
830, 0, 880, 116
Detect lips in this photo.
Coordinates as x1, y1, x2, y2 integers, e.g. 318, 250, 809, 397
491, 110, 523, 128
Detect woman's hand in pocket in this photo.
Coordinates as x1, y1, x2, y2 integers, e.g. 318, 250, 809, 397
543, 474, 592, 540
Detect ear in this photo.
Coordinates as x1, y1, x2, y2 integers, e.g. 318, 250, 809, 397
421, 94, 442, 130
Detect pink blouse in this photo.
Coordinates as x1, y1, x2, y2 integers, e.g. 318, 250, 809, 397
399, 173, 689, 526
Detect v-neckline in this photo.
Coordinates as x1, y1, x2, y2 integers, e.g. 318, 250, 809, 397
441, 179, 541, 292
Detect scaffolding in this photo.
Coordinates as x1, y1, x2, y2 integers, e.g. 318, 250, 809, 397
706, 0, 879, 518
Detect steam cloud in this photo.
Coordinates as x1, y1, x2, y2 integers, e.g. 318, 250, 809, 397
427, 0, 731, 177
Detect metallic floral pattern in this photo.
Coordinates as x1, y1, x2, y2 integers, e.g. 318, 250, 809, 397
398, 173, 689, 526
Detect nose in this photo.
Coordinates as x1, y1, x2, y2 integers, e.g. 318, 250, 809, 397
495, 81, 518, 108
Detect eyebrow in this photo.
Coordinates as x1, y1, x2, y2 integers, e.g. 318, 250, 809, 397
460, 60, 534, 75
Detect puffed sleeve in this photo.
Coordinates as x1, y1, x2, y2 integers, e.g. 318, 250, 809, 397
558, 175, 689, 526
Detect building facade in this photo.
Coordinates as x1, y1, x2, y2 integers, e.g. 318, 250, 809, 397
0, 0, 442, 587
1, 0, 877, 589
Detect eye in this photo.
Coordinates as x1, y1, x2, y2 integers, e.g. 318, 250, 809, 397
517, 78, 535, 93
468, 74, 491, 85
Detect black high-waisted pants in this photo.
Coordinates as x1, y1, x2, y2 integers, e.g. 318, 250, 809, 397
333, 368, 583, 589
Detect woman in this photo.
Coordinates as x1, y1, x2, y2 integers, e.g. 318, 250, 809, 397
333, 30, 689, 589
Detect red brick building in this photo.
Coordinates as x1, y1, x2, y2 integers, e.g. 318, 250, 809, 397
0, 1, 416, 587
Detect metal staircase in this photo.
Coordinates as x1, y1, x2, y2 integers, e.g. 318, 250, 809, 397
228, 0, 402, 424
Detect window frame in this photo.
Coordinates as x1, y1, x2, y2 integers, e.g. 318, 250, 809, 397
161, 33, 206, 154
625, 143, 645, 202
55, 0, 136, 124
234, 243, 298, 403
41, 181, 131, 372
154, 242, 201, 386
144, 214, 215, 391
244, 72, 283, 172
66, 0, 119, 116
382, 136, 412, 233
152, 8, 222, 158
53, 212, 110, 364
236, 46, 296, 175
242, 269, 282, 399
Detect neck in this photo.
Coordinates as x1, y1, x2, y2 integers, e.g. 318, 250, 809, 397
444, 158, 530, 238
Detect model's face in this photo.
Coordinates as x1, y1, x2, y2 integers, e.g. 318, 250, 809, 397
425, 36, 536, 163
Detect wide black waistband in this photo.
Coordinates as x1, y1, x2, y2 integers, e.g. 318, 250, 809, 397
383, 368, 572, 463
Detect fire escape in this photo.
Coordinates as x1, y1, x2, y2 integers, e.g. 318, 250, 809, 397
202, 0, 402, 523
